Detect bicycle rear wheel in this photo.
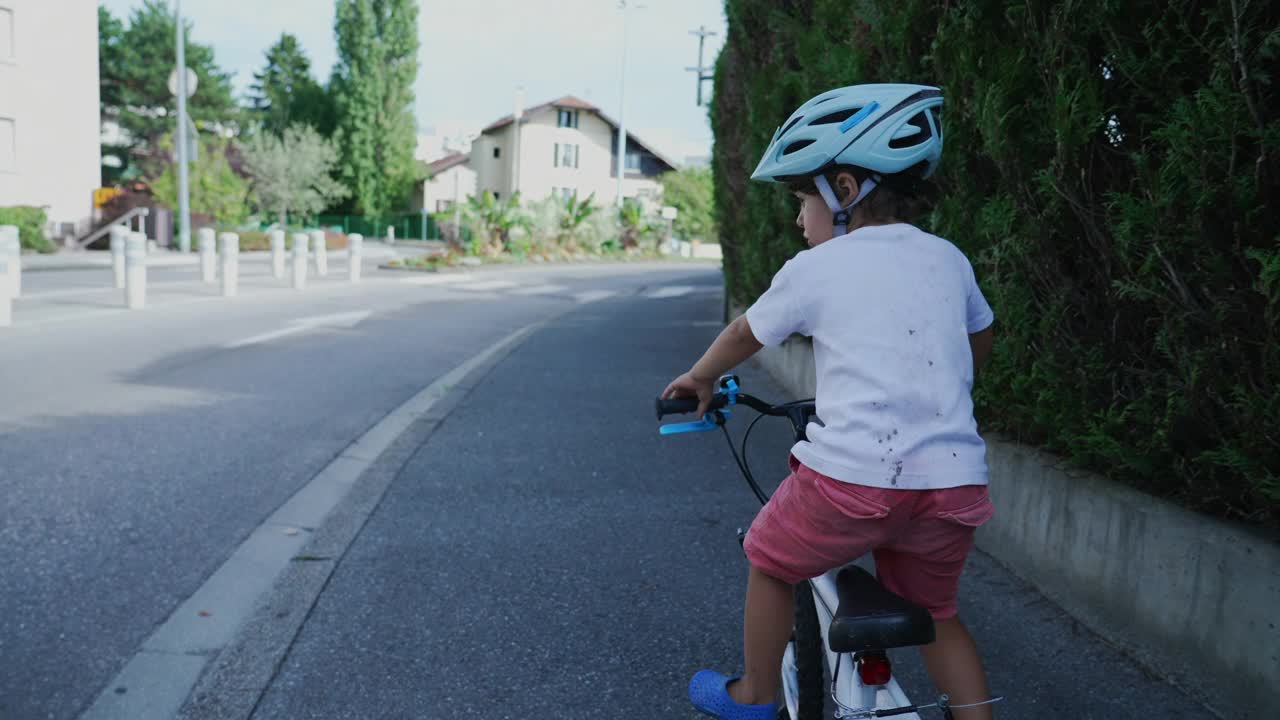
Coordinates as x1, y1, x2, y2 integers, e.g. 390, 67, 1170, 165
780, 582, 825, 719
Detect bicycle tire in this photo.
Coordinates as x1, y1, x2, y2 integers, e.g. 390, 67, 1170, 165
781, 582, 825, 719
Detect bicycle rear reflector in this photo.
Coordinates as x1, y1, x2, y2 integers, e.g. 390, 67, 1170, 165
857, 651, 892, 686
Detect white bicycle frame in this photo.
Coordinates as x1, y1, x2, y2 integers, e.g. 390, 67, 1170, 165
780, 569, 922, 720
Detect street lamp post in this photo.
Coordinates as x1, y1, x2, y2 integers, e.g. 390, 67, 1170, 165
174, 0, 191, 253
614, 2, 642, 208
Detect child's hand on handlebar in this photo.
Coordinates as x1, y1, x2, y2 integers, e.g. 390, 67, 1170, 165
662, 371, 718, 419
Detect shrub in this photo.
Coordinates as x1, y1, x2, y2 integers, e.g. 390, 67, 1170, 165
712, 0, 1279, 526
0, 206, 55, 253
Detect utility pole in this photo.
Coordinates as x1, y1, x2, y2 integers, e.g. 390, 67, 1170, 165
685, 25, 718, 106
174, 0, 191, 253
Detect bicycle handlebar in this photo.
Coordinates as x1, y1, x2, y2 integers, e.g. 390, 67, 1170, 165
654, 395, 729, 420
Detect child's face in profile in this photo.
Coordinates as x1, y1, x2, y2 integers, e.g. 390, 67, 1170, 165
793, 191, 834, 248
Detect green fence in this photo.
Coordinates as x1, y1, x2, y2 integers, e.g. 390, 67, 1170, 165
314, 213, 445, 241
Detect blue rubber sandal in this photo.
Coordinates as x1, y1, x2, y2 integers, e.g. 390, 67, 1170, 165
688, 670, 779, 720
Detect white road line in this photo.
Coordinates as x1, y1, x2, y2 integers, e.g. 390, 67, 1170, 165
456, 279, 519, 291
573, 289, 617, 304
645, 285, 696, 299
508, 283, 568, 296
224, 311, 372, 349
398, 274, 472, 286
78, 323, 541, 720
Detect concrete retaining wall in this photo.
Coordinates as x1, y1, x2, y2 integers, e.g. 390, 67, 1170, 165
737, 321, 1278, 718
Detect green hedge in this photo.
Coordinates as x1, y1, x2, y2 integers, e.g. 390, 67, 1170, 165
712, 0, 1279, 526
0, 206, 56, 253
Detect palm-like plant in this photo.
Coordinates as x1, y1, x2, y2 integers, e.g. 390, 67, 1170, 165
618, 199, 654, 250
465, 190, 525, 256
558, 191, 597, 252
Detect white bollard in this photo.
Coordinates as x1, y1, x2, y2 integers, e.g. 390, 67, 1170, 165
198, 228, 217, 284
348, 233, 363, 283
311, 230, 328, 276
219, 232, 239, 297
110, 225, 128, 289
0, 260, 11, 326
291, 233, 309, 290
270, 230, 286, 279
386, 225, 395, 245
0, 225, 20, 298
125, 232, 147, 309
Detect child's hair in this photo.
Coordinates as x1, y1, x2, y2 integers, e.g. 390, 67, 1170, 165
785, 164, 936, 224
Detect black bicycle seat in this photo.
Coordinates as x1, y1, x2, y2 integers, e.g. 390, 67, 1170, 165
828, 565, 936, 652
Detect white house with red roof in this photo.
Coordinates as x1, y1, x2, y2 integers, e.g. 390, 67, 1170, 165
415, 95, 677, 212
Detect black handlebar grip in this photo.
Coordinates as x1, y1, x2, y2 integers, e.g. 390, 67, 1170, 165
655, 395, 727, 420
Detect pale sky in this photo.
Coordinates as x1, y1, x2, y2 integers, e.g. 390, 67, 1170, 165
99, 0, 727, 163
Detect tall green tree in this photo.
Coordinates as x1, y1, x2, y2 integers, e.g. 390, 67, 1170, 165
331, 0, 420, 219
249, 33, 336, 137
98, 1, 238, 179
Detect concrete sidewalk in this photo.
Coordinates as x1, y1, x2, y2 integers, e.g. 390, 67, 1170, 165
169, 280, 1209, 720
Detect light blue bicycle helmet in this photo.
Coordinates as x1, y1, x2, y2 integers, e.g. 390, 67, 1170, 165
751, 84, 943, 236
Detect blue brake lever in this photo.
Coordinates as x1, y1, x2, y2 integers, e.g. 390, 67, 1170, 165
660, 409, 730, 435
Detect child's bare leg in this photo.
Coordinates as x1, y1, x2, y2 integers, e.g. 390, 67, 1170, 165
728, 565, 794, 705
919, 616, 994, 719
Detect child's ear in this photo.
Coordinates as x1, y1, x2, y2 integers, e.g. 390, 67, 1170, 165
834, 171, 861, 205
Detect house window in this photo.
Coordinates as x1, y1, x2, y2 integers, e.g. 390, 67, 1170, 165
552, 187, 577, 201
0, 8, 13, 62
435, 199, 454, 212
493, 192, 500, 200
554, 143, 579, 168
557, 109, 579, 129
625, 151, 643, 171
0, 117, 14, 172
493, 146, 501, 159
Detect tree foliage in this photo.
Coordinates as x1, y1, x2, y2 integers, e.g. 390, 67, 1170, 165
249, 33, 336, 137
659, 167, 716, 243
712, 0, 1279, 525
149, 132, 249, 225
98, 1, 238, 179
331, 0, 421, 218
241, 124, 349, 226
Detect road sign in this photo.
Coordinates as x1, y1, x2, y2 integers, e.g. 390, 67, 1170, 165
168, 67, 198, 98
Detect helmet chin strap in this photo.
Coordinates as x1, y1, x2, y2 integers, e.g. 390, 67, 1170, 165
814, 173, 880, 238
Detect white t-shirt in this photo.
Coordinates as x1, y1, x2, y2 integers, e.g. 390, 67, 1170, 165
745, 223, 994, 490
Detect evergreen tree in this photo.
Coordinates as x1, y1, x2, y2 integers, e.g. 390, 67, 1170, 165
331, 0, 420, 218
98, 1, 238, 179
249, 33, 336, 137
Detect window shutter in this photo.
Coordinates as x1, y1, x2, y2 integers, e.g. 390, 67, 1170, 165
554, 143, 559, 168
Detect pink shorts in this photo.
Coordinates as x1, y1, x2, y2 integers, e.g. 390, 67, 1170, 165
743, 456, 994, 620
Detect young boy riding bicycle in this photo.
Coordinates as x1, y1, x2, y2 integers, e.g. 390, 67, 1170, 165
663, 84, 998, 720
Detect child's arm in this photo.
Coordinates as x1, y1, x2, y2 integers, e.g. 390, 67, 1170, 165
663, 315, 765, 417
969, 324, 994, 377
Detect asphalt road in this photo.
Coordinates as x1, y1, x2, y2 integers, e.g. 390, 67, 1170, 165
0, 259, 1208, 719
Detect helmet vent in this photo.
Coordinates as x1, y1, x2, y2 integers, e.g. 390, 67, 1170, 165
783, 139, 815, 156
889, 112, 933, 149
780, 115, 805, 136
810, 108, 861, 126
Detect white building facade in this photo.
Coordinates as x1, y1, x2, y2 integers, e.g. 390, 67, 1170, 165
0, 0, 102, 238
470, 96, 675, 208
413, 153, 477, 213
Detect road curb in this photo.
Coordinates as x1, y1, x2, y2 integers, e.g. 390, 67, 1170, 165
79, 322, 547, 720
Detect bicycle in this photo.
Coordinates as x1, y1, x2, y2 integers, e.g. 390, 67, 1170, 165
657, 375, 997, 720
